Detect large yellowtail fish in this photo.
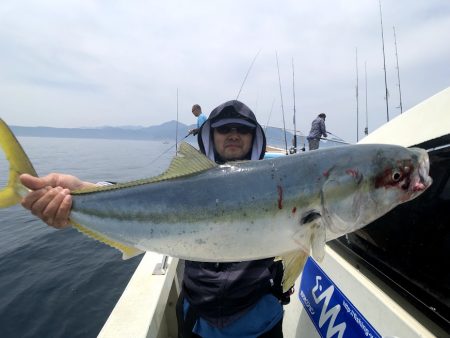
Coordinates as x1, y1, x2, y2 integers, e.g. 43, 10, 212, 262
0, 119, 432, 290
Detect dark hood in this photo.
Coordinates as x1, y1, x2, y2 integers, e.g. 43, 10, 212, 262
197, 100, 267, 162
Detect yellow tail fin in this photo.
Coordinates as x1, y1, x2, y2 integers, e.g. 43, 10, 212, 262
0, 119, 37, 208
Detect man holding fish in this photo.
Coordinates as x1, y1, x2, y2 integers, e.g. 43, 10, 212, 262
18, 100, 290, 337
0, 99, 431, 337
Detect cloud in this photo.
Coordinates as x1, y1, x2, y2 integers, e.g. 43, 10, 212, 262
0, 0, 449, 143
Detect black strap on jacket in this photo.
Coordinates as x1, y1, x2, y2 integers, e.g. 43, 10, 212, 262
269, 260, 293, 305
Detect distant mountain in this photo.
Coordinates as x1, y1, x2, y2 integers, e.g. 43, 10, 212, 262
11, 121, 193, 141
10, 121, 346, 148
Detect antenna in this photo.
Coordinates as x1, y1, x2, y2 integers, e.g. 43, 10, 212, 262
393, 26, 403, 114
275, 52, 288, 155
379, 0, 390, 121
356, 48, 359, 142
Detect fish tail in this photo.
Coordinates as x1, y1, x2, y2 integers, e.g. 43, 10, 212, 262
0, 119, 37, 208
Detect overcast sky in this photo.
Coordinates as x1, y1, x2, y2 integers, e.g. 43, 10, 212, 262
1, 0, 449, 143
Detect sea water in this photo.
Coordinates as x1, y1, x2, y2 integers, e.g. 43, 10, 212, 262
0, 136, 179, 338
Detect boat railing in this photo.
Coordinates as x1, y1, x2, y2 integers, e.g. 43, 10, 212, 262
98, 252, 181, 338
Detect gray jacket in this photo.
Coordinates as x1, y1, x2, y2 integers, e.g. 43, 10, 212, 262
307, 117, 327, 140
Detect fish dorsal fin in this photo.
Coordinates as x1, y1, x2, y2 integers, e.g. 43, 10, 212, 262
163, 142, 217, 179
70, 220, 144, 259
73, 142, 216, 194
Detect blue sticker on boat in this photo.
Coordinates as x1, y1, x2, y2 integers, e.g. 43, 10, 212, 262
299, 257, 381, 338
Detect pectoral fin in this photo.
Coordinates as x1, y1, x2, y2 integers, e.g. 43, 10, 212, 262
280, 211, 327, 292
71, 220, 144, 259
295, 210, 326, 261
310, 218, 326, 262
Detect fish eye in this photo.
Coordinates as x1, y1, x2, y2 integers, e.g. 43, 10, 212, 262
392, 170, 402, 182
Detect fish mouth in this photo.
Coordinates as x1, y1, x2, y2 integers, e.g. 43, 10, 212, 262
410, 148, 433, 194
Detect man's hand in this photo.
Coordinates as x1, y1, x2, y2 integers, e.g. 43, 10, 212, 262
20, 173, 96, 229
188, 129, 199, 136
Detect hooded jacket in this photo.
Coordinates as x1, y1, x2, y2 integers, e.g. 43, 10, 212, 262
182, 100, 278, 328
197, 100, 266, 163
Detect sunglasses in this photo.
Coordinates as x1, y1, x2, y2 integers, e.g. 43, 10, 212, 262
214, 125, 254, 135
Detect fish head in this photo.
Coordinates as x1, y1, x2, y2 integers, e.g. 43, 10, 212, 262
321, 145, 432, 241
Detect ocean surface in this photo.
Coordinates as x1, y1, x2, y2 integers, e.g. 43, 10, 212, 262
0, 136, 183, 338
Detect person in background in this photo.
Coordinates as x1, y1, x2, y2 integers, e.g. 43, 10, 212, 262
306, 113, 327, 150
19, 100, 289, 338
188, 104, 207, 136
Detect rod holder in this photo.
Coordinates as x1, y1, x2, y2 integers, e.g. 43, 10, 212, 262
153, 255, 169, 275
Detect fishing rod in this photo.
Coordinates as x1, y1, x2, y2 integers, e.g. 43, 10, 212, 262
152, 88, 188, 164
326, 131, 350, 144
236, 49, 261, 100
264, 123, 307, 152
275, 52, 288, 155
151, 133, 190, 164
319, 137, 350, 145
378, 0, 390, 121
292, 57, 298, 153
264, 98, 276, 131
265, 124, 305, 136
175, 88, 179, 155
355, 47, 359, 142
364, 61, 369, 136
393, 26, 403, 114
